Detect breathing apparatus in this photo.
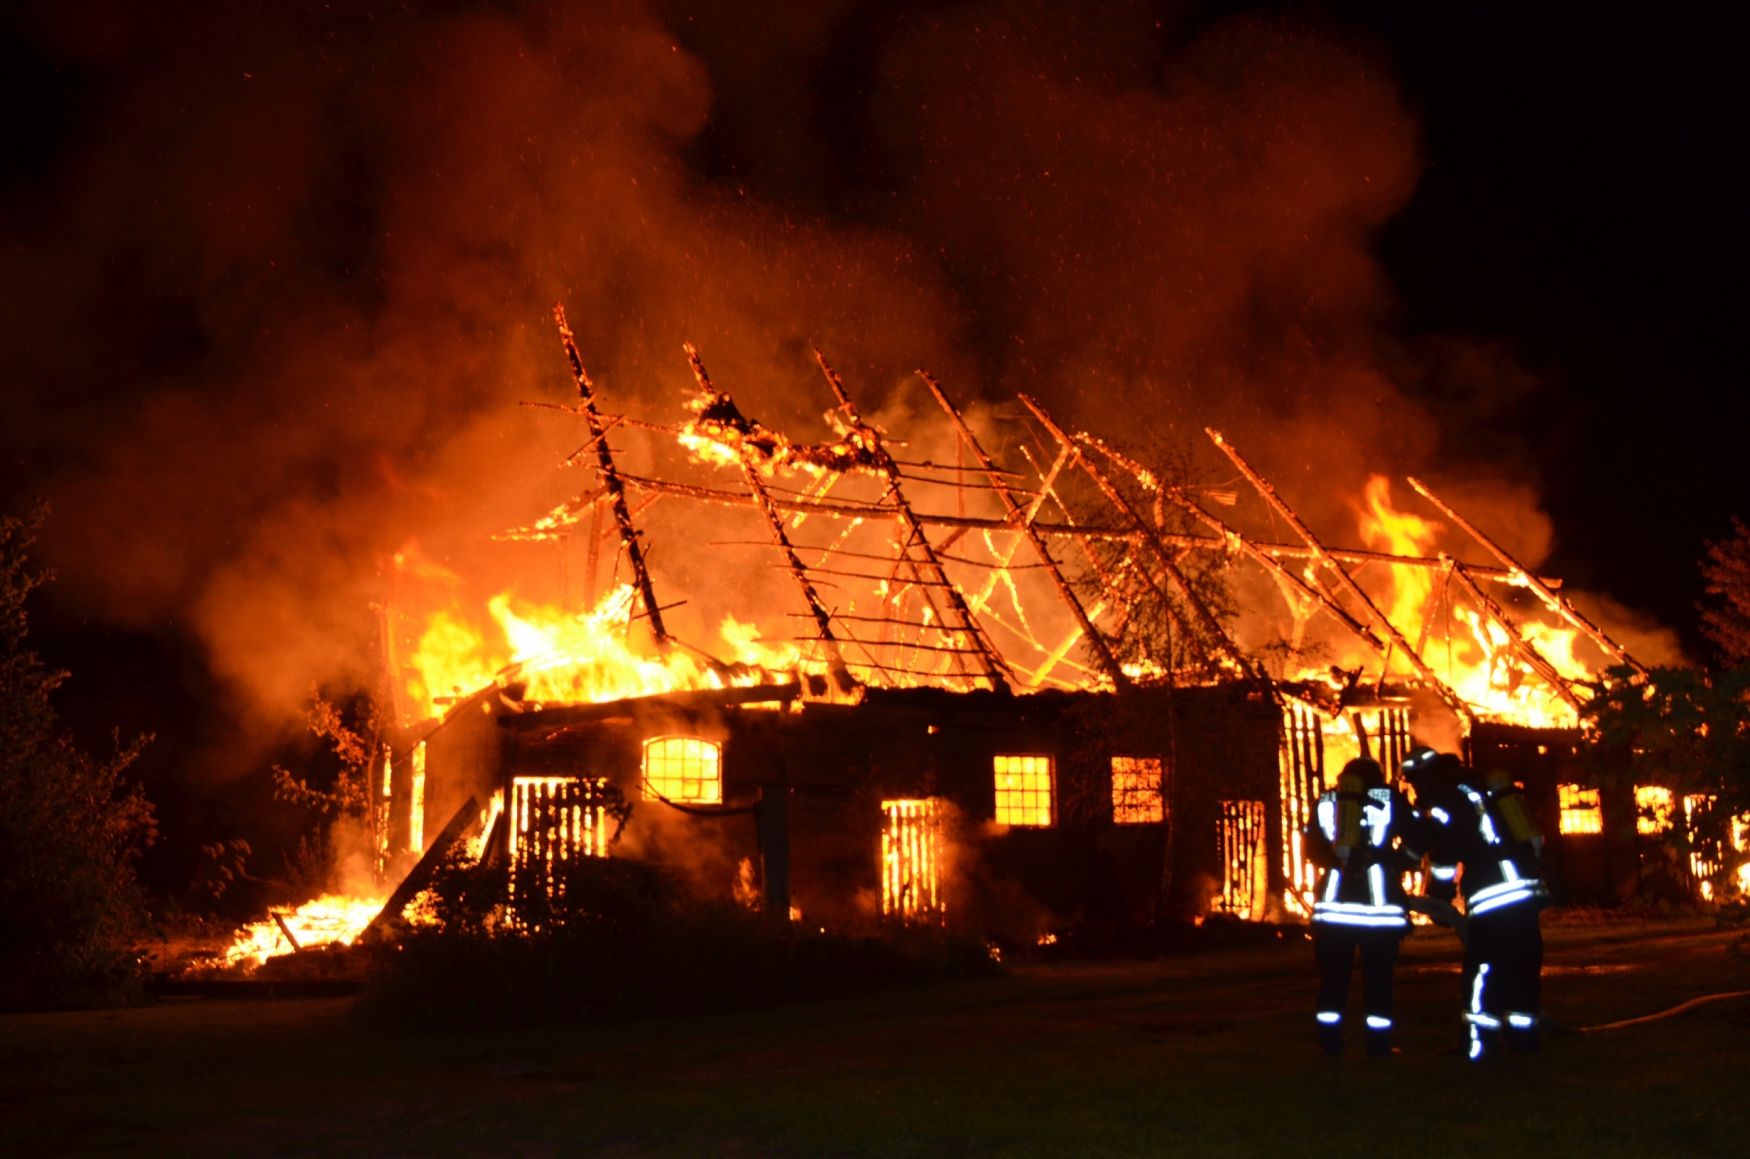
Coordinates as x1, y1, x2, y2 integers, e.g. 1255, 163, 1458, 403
1484, 769, 1543, 848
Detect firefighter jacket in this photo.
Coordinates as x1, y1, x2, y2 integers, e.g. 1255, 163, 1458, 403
1421, 781, 1550, 918
1305, 785, 1419, 930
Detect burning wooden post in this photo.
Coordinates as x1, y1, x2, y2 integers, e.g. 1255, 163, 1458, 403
359, 795, 482, 943
1408, 476, 1646, 677
1206, 429, 1471, 719
814, 352, 1013, 693
1445, 557, 1584, 713
552, 303, 671, 647
684, 345, 855, 693
1022, 396, 1255, 679
920, 371, 1130, 690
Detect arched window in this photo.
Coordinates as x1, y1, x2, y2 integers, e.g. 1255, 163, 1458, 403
642, 736, 723, 804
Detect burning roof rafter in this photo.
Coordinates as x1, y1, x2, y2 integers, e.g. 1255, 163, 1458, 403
464, 302, 1641, 726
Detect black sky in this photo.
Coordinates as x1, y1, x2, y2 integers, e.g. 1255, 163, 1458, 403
2, 2, 1745, 897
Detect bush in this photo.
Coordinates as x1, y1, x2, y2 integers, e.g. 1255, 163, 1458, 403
0, 508, 155, 1009
356, 857, 997, 1029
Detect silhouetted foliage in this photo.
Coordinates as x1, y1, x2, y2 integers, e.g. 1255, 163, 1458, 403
360, 855, 997, 1028
0, 506, 156, 1007
1700, 516, 1750, 668
1581, 664, 1750, 899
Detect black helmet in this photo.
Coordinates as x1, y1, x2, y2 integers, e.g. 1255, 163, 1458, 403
1401, 746, 1438, 778
1341, 757, 1386, 791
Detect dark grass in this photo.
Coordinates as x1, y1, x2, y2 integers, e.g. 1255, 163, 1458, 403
4, 917, 1746, 1157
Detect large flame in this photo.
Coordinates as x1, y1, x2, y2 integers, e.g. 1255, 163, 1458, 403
401, 581, 805, 722
223, 893, 387, 970
1356, 475, 1441, 634
1342, 475, 1593, 727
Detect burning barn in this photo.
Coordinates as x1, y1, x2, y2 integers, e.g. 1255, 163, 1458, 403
247, 302, 1726, 962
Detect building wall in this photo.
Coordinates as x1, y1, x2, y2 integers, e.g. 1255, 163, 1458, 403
417, 683, 1286, 937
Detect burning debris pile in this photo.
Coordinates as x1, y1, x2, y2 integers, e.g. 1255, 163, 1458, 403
215, 302, 1719, 973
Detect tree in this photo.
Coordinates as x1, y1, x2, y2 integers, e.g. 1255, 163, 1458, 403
1580, 665, 1750, 900
1700, 516, 1750, 667
0, 506, 156, 1007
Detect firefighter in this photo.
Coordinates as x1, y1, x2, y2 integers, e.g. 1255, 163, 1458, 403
1304, 756, 1420, 1057
1405, 751, 1549, 1060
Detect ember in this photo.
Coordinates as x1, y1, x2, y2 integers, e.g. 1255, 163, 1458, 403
223, 894, 386, 970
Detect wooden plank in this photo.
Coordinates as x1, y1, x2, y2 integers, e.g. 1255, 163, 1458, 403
360, 795, 481, 942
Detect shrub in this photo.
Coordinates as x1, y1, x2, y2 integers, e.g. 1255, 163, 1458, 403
0, 508, 155, 1009
356, 857, 997, 1029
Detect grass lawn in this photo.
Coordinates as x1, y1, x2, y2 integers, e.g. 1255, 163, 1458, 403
4, 916, 1746, 1157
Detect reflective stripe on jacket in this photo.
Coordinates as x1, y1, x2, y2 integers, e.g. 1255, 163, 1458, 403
1426, 785, 1549, 916
1309, 787, 1412, 929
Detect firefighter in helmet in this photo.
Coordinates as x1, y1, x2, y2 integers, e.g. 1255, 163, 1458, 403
1403, 748, 1549, 1060
1304, 756, 1421, 1057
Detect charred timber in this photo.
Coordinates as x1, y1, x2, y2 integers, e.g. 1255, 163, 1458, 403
360, 795, 482, 943
1207, 429, 1470, 719
1446, 559, 1584, 712
553, 303, 671, 646
816, 351, 1013, 693
922, 372, 1129, 689
1024, 396, 1255, 679
615, 470, 1558, 585
685, 346, 855, 692
1408, 476, 1644, 676
507, 681, 803, 731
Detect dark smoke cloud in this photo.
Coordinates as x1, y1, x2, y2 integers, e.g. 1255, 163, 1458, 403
1, 1, 1595, 770
868, 7, 1430, 499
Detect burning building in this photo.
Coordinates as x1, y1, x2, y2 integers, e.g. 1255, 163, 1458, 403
230, 302, 1730, 965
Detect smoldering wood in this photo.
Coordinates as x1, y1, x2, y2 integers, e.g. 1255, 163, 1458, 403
805, 637, 988, 656
561, 416, 627, 466
685, 346, 855, 690
785, 611, 958, 630
619, 466, 1556, 587
520, 683, 803, 733
271, 912, 303, 953
1149, 469, 1390, 666
796, 563, 960, 587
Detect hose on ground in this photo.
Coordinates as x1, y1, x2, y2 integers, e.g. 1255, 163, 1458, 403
1570, 989, 1750, 1033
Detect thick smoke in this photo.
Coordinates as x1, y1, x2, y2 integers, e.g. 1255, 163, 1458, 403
3, 0, 1629, 779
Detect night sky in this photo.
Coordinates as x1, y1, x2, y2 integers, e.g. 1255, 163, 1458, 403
2, 2, 1744, 897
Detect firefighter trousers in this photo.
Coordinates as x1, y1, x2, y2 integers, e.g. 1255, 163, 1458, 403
1314, 923, 1404, 1056
1462, 903, 1544, 1058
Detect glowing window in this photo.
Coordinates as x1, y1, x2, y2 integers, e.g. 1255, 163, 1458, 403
643, 736, 723, 804
1682, 794, 1720, 899
881, 798, 945, 923
1217, 799, 1268, 919
1111, 756, 1164, 824
994, 754, 1055, 827
1635, 785, 1675, 835
1558, 783, 1603, 835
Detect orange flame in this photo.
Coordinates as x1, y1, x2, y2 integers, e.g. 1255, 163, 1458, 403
223, 893, 386, 970
401, 582, 807, 722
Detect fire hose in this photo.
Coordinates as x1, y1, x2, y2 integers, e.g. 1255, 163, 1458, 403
1403, 899, 1750, 1034
1568, 989, 1750, 1034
